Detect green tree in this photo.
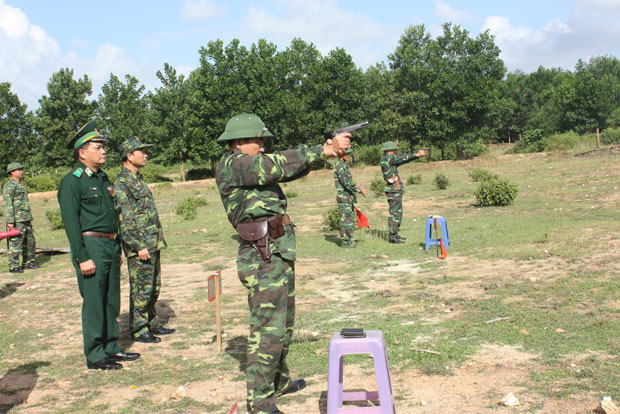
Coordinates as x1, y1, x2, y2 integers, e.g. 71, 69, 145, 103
35, 68, 96, 168
0, 82, 36, 166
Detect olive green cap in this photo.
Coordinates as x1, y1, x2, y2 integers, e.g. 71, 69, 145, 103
67, 120, 106, 150
6, 162, 24, 174
217, 113, 273, 142
380, 141, 398, 151
345, 148, 354, 154
121, 137, 153, 158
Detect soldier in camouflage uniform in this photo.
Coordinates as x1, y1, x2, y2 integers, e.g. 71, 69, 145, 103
113, 137, 174, 344
379, 141, 426, 244
215, 113, 350, 414
334, 148, 366, 248
3, 162, 38, 273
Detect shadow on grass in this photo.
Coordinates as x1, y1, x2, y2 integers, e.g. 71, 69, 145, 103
317, 390, 379, 414
118, 300, 177, 349
323, 234, 341, 246
0, 282, 24, 300
0, 361, 51, 413
368, 229, 389, 241
224, 335, 247, 373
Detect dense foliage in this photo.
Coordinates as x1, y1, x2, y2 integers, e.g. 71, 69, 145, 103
474, 178, 519, 207
2, 23, 620, 181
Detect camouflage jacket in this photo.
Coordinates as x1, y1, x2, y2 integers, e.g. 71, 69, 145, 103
113, 167, 166, 258
380, 153, 418, 193
334, 159, 360, 203
216, 144, 325, 261
3, 179, 33, 224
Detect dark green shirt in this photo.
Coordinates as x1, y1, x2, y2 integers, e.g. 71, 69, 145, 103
57, 162, 118, 264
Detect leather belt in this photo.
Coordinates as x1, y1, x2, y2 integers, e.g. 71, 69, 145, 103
82, 231, 117, 240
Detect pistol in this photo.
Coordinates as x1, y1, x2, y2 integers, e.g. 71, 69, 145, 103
332, 121, 369, 136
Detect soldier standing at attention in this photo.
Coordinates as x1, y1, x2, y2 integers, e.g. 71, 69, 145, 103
3, 162, 38, 272
58, 121, 140, 370
216, 113, 350, 414
334, 148, 366, 248
113, 137, 173, 344
379, 141, 426, 244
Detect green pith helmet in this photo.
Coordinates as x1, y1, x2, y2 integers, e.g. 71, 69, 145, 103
217, 113, 273, 142
6, 162, 24, 174
381, 141, 398, 152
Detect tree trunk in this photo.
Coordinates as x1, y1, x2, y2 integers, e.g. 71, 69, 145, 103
180, 151, 186, 182
596, 128, 601, 149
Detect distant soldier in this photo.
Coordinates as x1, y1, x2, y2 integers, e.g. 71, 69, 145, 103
58, 121, 140, 370
333, 148, 366, 248
3, 162, 38, 272
216, 113, 350, 414
113, 137, 173, 344
379, 141, 426, 244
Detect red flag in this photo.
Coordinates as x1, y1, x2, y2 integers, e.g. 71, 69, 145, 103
439, 239, 447, 259
355, 206, 369, 228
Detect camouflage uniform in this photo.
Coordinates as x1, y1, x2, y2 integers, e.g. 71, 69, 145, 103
380, 151, 419, 239
3, 178, 36, 270
113, 166, 167, 338
333, 158, 361, 247
217, 143, 324, 414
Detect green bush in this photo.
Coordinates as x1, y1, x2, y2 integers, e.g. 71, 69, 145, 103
24, 173, 63, 192
174, 197, 208, 220
370, 178, 385, 197
434, 173, 450, 190
285, 189, 298, 198
407, 174, 422, 185
474, 178, 519, 207
46, 209, 64, 230
356, 144, 382, 166
511, 129, 546, 153
545, 131, 579, 152
600, 128, 620, 145
323, 206, 340, 230
469, 168, 496, 182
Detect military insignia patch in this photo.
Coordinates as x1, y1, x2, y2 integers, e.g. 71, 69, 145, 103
108, 186, 114, 196
72, 167, 83, 177
84, 167, 93, 177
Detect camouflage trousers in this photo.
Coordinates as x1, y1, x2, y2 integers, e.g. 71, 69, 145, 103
237, 244, 295, 414
337, 202, 355, 246
8, 221, 36, 270
127, 251, 161, 338
385, 191, 403, 236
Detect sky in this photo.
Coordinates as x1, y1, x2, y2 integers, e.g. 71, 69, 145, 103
2, 0, 620, 109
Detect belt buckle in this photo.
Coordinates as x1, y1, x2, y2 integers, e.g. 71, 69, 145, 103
110, 233, 117, 240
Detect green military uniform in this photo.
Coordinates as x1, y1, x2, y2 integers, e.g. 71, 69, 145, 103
333, 149, 361, 247
3, 162, 36, 271
113, 138, 167, 339
216, 114, 321, 414
57, 122, 122, 366
379, 141, 419, 242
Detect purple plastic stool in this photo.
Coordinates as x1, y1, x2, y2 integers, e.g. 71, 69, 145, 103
327, 330, 395, 413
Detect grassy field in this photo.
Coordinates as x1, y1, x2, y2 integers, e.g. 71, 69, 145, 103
0, 144, 619, 413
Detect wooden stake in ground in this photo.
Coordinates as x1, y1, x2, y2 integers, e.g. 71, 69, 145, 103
208, 270, 223, 352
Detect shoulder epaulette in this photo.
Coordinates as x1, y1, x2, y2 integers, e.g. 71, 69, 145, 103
72, 167, 84, 178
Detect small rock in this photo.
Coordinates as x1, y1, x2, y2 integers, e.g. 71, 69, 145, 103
218, 376, 223, 381
500, 392, 520, 406
556, 328, 565, 333
519, 329, 528, 335
420, 399, 427, 406
311, 331, 319, 337
596, 396, 619, 414
170, 385, 186, 399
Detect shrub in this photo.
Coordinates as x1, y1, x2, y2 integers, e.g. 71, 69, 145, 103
469, 168, 496, 182
185, 167, 213, 181
323, 206, 340, 230
511, 129, 546, 153
46, 209, 64, 230
474, 178, 518, 207
407, 174, 422, 185
24, 173, 62, 192
545, 131, 579, 152
356, 144, 382, 166
174, 197, 208, 220
600, 128, 620, 145
285, 189, 298, 198
370, 178, 385, 197
434, 173, 450, 190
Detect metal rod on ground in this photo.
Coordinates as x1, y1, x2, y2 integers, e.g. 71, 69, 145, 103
215, 271, 222, 352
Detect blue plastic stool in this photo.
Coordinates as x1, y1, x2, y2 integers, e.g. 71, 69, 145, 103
425, 215, 450, 250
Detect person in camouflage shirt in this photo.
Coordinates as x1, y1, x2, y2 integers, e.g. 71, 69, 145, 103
215, 113, 350, 414
379, 141, 426, 244
113, 137, 173, 344
3, 162, 38, 272
333, 148, 366, 248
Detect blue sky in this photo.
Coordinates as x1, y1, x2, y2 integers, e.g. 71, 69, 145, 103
2, 0, 620, 108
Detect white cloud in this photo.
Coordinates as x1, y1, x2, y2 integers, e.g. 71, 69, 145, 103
242, 0, 397, 67
434, 0, 476, 23
181, 0, 226, 21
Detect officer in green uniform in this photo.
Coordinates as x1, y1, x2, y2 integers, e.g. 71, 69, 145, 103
57, 120, 140, 370
215, 113, 350, 414
379, 141, 426, 244
3, 162, 38, 272
113, 137, 173, 344
333, 148, 366, 248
